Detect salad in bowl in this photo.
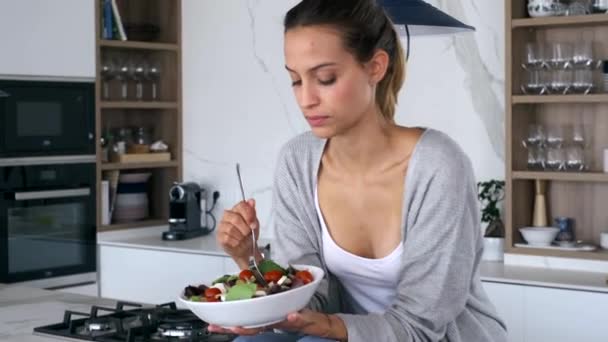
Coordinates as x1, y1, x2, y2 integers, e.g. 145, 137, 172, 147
178, 260, 324, 328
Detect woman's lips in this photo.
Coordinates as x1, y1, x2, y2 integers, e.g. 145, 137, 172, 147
306, 115, 329, 127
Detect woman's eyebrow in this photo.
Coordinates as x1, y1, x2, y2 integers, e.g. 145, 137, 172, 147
285, 62, 337, 73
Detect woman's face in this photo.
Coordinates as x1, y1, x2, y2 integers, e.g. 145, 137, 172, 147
284, 25, 379, 138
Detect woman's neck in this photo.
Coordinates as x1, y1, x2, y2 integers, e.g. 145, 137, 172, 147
326, 111, 399, 175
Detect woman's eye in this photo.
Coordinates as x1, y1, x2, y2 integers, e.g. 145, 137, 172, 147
291, 80, 302, 87
319, 77, 336, 86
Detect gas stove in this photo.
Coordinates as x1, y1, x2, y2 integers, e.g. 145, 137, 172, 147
33, 301, 236, 342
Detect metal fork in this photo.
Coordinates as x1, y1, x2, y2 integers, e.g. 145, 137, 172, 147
236, 163, 269, 288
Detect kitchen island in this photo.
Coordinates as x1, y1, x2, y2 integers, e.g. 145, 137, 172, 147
0, 284, 118, 341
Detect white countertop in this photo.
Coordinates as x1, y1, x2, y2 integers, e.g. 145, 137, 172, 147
98, 225, 273, 257
0, 284, 118, 341
480, 261, 608, 293
98, 226, 608, 293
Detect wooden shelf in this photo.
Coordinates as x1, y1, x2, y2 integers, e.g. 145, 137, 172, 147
508, 246, 608, 261
512, 14, 608, 29
95, 0, 182, 232
512, 171, 608, 182
506, 1, 608, 262
99, 40, 178, 51
101, 161, 178, 170
99, 101, 178, 109
512, 94, 608, 104
98, 219, 168, 232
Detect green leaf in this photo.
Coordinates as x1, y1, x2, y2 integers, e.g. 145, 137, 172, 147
256, 260, 285, 274
211, 274, 231, 285
225, 283, 257, 301
190, 296, 201, 302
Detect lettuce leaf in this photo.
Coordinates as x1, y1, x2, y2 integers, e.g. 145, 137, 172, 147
225, 283, 257, 301
256, 259, 285, 274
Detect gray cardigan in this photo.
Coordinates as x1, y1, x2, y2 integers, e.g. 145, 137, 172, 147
269, 129, 507, 342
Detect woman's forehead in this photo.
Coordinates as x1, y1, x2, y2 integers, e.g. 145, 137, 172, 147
284, 26, 350, 70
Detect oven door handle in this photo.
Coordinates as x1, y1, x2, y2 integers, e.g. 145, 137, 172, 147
13, 187, 91, 201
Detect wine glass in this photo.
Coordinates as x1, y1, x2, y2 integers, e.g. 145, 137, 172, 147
144, 59, 161, 101
115, 55, 130, 101
100, 56, 116, 100
128, 56, 146, 101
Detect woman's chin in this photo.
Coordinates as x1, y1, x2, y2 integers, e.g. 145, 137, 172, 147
309, 126, 336, 139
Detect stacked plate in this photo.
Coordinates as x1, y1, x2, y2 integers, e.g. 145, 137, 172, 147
113, 172, 151, 223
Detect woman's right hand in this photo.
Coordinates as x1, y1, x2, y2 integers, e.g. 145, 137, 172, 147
217, 198, 261, 270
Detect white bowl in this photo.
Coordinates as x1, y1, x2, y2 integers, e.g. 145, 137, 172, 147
178, 265, 324, 329
519, 227, 559, 246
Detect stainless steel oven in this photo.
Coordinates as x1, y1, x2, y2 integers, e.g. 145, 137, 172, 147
0, 80, 94, 158
0, 159, 96, 286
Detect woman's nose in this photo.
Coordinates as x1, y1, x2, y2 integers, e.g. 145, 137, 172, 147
299, 82, 320, 109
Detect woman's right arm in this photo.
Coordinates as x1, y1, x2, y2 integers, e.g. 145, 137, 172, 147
217, 198, 262, 270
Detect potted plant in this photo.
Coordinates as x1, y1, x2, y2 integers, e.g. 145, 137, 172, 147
477, 180, 506, 261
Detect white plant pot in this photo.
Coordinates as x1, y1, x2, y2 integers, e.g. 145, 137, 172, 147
482, 237, 505, 262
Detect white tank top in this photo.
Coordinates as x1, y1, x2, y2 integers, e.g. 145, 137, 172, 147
314, 186, 403, 314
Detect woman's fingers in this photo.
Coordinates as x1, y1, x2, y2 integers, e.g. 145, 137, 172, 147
234, 200, 258, 230
207, 324, 265, 336
222, 209, 252, 237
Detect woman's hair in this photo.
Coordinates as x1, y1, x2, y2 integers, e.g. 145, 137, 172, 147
284, 0, 406, 122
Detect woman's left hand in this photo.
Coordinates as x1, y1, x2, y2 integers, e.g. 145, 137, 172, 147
207, 309, 347, 340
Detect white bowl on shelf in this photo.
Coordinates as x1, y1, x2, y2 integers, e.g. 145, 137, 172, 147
519, 227, 559, 246
178, 265, 324, 329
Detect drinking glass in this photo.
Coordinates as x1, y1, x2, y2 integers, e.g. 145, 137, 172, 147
572, 40, 594, 69
571, 123, 586, 147
522, 42, 546, 70
527, 145, 546, 170
545, 146, 565, 171
565, 145, 586, 171
522, 123, 546, 148
546, 125, 564, 148
547, 42, 573, 70
572, 69, 593, 94
548, 69, 573, 94
521, 70, 548, 95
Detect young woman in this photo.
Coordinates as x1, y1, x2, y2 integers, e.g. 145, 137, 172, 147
211, 0, 507, 341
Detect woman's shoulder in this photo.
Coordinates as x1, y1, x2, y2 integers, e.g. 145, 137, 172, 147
414, 128, 474, 177
277, 131, 325, 163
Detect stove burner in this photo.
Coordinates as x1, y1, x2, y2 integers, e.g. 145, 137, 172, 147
88, 321, 112, 331
33, 301, 236, 342
158, 322, 193, 338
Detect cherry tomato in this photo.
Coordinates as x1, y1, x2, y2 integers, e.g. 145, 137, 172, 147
264, 270, 284, 283
204, 287, 221, 299
295, 270, 313, 284
205, 296, 219, 302
239, 269, 254, 281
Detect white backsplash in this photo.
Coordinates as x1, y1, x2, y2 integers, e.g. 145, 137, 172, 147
182, 0, 506, 239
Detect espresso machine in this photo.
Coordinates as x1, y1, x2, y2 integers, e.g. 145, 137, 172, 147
162, 182, 211, 240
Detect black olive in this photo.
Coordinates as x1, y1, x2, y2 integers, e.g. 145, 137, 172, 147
184, 286, 200, 297
268, 285, 282, 294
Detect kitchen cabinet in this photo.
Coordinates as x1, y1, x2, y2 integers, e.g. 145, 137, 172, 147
482, 282, 525, 342
483, 281, 608, 342
0, 0, 95, 79
99, 245, 228, 305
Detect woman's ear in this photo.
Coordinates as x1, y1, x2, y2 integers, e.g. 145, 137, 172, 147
366, 49, 390, 85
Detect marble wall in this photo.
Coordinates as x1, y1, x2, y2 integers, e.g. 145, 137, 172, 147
182, 0, 506, 238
